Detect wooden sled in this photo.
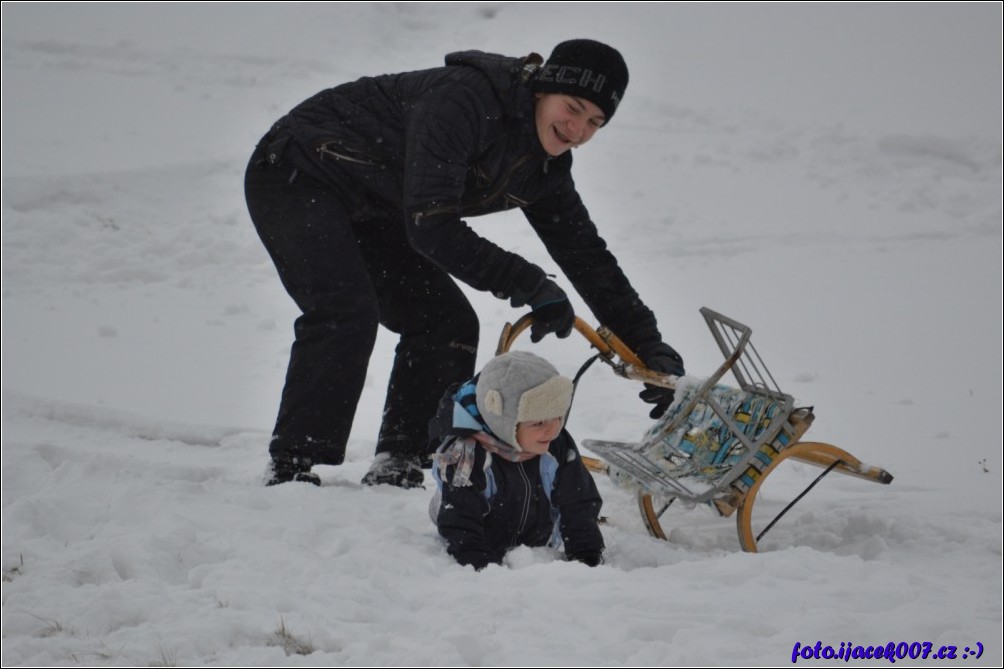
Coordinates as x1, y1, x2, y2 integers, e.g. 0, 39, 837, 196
496, 307, 893, 553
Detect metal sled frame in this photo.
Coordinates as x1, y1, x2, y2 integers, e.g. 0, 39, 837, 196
496, 307, 893, 553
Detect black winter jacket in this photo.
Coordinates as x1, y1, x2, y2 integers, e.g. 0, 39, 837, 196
277, 50, 661, 350
433, 431, 605, 570
429, 379, 604, 570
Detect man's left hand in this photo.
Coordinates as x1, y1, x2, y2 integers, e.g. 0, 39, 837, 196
637, 341, 685, 419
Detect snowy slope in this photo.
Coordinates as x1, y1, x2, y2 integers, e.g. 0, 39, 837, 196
2, 4, 1001, 666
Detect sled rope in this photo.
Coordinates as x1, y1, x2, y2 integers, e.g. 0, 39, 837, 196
564, 354, 602, 427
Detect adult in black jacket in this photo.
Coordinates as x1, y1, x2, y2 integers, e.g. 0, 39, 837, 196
245, 39, 685, 487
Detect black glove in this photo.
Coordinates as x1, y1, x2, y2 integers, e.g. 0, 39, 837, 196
637, 341, 685, 419
510, 276, 575, 343
569, 550, 603, 567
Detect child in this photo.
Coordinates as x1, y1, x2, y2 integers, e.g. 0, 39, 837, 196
429, 351, 604, 570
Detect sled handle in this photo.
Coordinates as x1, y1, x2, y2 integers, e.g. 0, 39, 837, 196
496, 314, 676, 389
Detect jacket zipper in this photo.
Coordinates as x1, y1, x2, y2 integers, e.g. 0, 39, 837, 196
513, 461, 532, 547
414, 152, 539, 223
315, 141, 385, 168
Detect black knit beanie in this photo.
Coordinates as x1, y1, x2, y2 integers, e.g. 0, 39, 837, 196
533, 39, 629, 124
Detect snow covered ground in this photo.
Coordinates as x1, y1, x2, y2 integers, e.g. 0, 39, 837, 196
2, 3, 1001, 666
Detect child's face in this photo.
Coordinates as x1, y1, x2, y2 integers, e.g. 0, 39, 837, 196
515, 417, 564, 455
534, 93, 605, 157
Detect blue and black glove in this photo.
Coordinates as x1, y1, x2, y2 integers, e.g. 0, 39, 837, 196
637, 341, 685, 419
509, 272, 575, 343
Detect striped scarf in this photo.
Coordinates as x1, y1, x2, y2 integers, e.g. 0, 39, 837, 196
435, 381, 536, 487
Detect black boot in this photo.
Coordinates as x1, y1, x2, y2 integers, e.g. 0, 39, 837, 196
264, 455, 321, 487
360, 453, 425, 489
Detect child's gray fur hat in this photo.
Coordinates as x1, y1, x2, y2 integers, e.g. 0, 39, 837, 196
475, 351, 574, 449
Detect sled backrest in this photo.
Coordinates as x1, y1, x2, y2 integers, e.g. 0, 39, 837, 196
598, 309, 800, 504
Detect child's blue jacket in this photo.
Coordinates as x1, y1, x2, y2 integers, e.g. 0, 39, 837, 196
430, 382, 604, 569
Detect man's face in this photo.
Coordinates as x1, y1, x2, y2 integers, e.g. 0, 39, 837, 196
534, 93, 605, 157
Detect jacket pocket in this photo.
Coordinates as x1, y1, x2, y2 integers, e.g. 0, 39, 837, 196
265, 136, 290, 166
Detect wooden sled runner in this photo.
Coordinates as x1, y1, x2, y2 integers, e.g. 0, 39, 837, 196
496, 307, 893, 553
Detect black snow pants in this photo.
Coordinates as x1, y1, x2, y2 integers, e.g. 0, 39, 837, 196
244, 131, 479, 465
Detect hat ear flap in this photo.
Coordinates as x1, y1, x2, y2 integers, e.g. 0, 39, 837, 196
483, 389, 504, 416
